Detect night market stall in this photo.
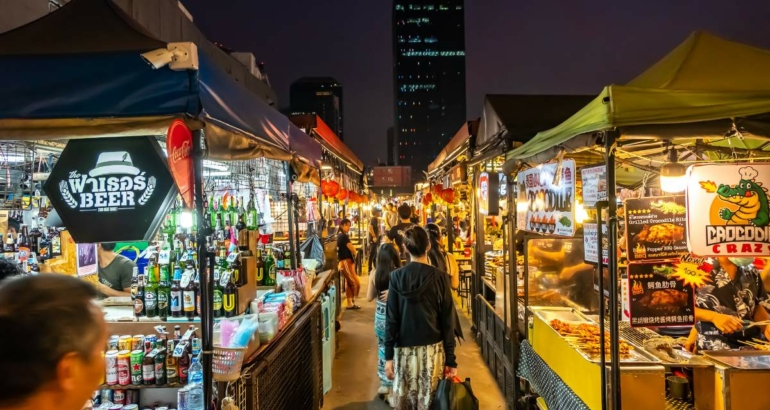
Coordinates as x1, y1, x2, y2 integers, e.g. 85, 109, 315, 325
504, 31, 770, 410
0, 0, 336, 409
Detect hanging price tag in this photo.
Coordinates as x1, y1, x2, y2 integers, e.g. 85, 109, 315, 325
220, 270, 232, 287
227, 252, 238, 264
180, 251, 190, 262
180, 269, 194, 288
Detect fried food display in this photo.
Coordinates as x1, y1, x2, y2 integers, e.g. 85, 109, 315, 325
549, 319, 633, 359
634, 223, 685, 245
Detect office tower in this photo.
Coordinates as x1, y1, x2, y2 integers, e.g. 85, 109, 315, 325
393, 1, 466, 180
290, 77, 344, 140
386, 127, 396, 166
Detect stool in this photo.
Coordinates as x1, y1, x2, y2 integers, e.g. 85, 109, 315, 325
457, 269, 472, 310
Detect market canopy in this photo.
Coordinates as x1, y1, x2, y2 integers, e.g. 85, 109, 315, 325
427, 120, 478, 175
289, 114, 364, 172
0, 0, 318, 164
507, 31, 770, 164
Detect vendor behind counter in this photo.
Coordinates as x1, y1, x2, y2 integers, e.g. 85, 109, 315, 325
94, 242, 135, 298
528, 233, 596, 310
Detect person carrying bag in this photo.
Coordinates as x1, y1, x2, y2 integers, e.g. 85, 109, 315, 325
434, 376, 479, 410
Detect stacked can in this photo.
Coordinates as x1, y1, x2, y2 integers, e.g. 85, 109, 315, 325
113, 389, 126, 405
130, 350, 144, 385
131, 334, 145, 351
118, 335, 132, 351
117, 350, 131, 386
105, 351, 118, 385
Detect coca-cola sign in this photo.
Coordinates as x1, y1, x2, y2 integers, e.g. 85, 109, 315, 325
166, 119, 194, 208
44, 136, 176, 243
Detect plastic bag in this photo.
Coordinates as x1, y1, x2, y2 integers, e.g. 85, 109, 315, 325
434, 377, 479, 410
300, 234, 325, 268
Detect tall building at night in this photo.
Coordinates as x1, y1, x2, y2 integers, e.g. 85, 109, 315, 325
386, 127, 396, 166
392, 1, 466, 179
290, 77, 344, 140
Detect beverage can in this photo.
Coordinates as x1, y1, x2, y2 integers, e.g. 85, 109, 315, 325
122, 405, 139, 410
117, 350, 131, 386
177, 386, 189, 409
118, 335, 132, 352
131, 335, 144, 351
100, 389, 113, 404
130, 350, 143, 385
108, 335, 119, 350
105, 351, 118, 385
145, 334, 157, 347
125, 388, 139, 404
109, 405, 123, 410
113, 389, 125, 405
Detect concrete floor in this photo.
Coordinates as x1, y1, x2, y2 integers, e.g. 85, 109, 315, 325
322, 272, 506, 409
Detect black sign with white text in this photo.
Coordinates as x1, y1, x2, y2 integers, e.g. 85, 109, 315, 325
44, 136, 177, 243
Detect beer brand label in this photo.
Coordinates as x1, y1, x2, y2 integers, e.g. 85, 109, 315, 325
113, 390, 125, 403
223, 293, 236, 313
247, 214, 255, 226
134, 299, 144, 314
144, 292, 156, 309
170, 291, 181, 311
142, 364, 155, 381
157, 292, 168, 309
269, 265, 276, 280
158, 250, 171, 265
227, 252, 238, 263
213, 290, 223, 310
183, 291, 195, 312
256, 267, 263, 281
155, 363, 165, 379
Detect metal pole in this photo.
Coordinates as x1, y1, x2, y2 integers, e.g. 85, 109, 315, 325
192, 130, 213, 409
447, 204, 454, 253
285, 163, 297, 269
605, 130, 621, 410
596, 200, 608, 410
507, 176, 521, 407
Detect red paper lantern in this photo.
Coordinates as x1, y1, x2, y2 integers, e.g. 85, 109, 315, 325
422, 192, 433, 206
327, 180, 340, 197
433, 183, 444, 194
321, 180, 332, 196
441, 188, 455, 203
336, 188, 348, 201
349, 192, 358, 204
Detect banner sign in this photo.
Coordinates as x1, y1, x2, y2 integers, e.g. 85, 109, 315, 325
626, 196, 688, 261
580, 164, 607, 209
44, 136, 177, 243
166, 119, 194, 208
686, 164, 770, 256
583, 222, 608, 264
478, 172, 499, 216
516, 159, 576, 236
627, 261, 695, 328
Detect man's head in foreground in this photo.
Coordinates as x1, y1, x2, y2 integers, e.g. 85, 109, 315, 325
0, 274, 107, 410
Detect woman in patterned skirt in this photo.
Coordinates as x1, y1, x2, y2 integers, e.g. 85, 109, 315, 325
367, 243, 402, 401
384, 226, 457, 410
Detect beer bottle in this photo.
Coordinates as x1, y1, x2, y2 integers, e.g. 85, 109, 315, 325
142, 340, 155, 385
178, 342, 190, 385
208, 196, 217, 229
255, 249, 264, 286
166, 339, 178, 384
158, 266, 170, 321
231, 252, 246, 287
213, 266, 224, 318
263, 249, 276, 287
51, 230, 61, 256
145, 265, 158, 317
135, 272, 146, 318
182, 263, 196, 320
170, 267, 182, 318
283, 244, 291, 269
247, 194, 258, 231
154, 340, 167, 385
194, 269, 201, 317
217, 199, 227, 229
223, 268, 239, 317
230, 198, 239, 233
174, 325, 182, 342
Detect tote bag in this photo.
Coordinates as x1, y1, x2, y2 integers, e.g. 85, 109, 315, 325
434, 377, 479, 410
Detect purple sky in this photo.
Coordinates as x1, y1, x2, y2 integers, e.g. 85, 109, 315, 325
181, 0, 770, 166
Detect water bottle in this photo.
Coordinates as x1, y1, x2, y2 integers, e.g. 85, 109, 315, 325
187, 358, 204, 410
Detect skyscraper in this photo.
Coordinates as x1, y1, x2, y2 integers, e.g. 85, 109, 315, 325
289, 77, 344, 140
392, 1, 466, 180
386, 127, 396, 166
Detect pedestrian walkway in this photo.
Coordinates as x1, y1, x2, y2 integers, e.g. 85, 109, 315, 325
322, 272, 506, 409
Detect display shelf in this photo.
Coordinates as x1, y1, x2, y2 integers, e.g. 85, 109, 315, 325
99, 382, 184, 390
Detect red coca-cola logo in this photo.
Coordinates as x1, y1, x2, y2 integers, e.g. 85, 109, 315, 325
166, 119, 194, 208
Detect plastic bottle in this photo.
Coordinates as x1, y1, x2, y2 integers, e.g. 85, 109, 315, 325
187, 357, 204, 410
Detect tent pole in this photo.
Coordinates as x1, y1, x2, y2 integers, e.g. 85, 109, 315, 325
605, 130, 621, 409
285, 162, 297, 269
192, 130, 213, 409
507, 175, 521, 408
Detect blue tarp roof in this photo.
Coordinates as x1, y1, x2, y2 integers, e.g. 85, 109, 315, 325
0, 0, 322, 165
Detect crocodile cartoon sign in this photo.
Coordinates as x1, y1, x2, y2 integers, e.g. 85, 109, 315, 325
686, 164, 770, 256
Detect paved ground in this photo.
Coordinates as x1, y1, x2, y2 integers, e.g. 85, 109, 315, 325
322, 272, 506, 409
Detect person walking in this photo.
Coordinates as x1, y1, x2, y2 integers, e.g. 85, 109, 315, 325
384, 226, 457, 410
366, 243, 402, 402
368, 210, 382, 272
337, 218, 361, 309
425, 223, 460, 290
387, 203, 416, 263
0, 274, 108, 410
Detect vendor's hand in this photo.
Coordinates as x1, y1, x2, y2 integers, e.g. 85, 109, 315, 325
385, 360, 395, 380
712, 314, 743, 333
683, 339, 697, 354
444, 366, 457, 378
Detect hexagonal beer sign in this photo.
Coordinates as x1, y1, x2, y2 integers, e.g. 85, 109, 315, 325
44, 136, 177, 243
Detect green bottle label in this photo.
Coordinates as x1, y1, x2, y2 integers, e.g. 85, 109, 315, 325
213, 290, 223, 311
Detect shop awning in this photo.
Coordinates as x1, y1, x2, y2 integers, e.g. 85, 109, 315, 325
427, 120, 478, 175
289, 114, 364, 172
507, 31, 770, 164
0, 0, 310, 163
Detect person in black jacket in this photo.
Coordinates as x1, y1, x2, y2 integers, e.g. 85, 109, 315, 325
384, 226, 457, 410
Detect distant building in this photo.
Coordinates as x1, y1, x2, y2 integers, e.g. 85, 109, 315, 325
392, 0, 466, 181
290, 77, 344, 141
386, 126, 396, 166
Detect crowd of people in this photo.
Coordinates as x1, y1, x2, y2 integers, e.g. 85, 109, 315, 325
337, 201, 462, 409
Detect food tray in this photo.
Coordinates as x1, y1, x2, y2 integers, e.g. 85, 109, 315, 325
702, 350, 770, 370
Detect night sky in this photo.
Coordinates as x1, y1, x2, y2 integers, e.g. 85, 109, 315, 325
180, 0, 770, 166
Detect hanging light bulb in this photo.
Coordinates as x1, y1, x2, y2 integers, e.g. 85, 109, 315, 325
660, 148, 688, 193
575, 202, 589, 224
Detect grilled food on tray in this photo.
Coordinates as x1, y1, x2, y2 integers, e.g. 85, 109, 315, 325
634, 223, 684, 245
550, 319, 633, 358
639, 289, 688, 312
